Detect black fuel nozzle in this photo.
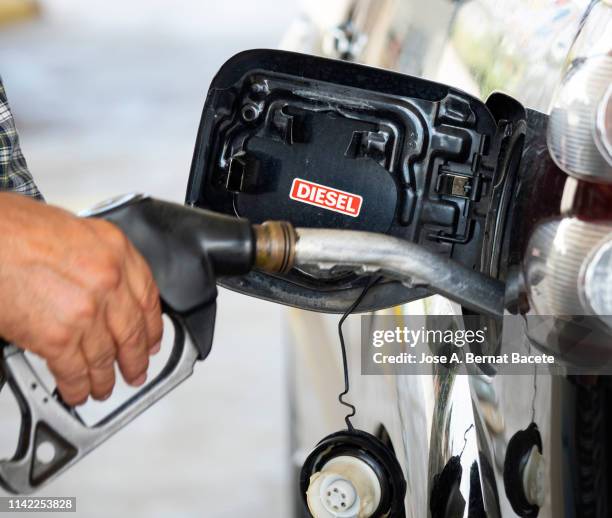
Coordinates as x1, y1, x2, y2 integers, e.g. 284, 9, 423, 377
83, 194, 256, 313
82, 194, 297, 315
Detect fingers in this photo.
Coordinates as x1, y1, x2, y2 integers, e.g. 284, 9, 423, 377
124, 245, 163, 354
80, 308, 117, 400
41, 219, 163, 399
87, 219, 160, 385
24, 274, 93, 406
47, 336, 91, 406
105, 279, 150, 386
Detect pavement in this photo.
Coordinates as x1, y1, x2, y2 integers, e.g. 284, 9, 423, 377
0, 1, 299, 516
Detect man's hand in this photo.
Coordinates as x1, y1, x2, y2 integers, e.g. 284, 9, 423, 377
0, 193, 163, 405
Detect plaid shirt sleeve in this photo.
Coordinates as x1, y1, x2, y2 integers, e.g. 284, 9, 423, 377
0, 76, 43, 200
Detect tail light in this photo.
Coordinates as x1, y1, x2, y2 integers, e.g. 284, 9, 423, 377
525, 218, 612, 330
520, 2, 612, 364
547, 1, 612, 183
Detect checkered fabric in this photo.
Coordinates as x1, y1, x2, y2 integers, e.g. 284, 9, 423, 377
0, 76, 42, 199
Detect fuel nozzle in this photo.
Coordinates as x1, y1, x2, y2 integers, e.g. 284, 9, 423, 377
87, 195, 503, 317
254, 222, 504, 317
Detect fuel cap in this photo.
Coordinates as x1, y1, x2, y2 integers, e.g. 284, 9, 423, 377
300, 429, 406, 517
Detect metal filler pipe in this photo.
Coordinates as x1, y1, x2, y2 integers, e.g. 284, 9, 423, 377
254, 223, 505, 317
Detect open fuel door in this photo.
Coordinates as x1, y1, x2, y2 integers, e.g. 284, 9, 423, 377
186, 49, 526, 312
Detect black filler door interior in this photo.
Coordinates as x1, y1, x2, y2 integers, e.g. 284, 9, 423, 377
186, 49, 526, 312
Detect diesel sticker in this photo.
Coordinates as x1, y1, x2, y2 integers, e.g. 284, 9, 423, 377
289, 178, 363, 217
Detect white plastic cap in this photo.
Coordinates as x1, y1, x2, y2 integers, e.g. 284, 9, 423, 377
306, 455, 382, 518
321, 477, 357, 514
